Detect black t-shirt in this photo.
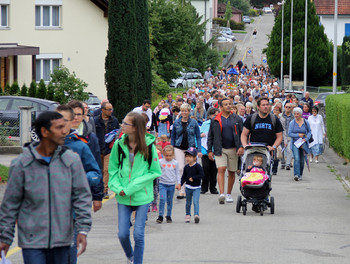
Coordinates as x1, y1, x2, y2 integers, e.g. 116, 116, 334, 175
179, 121, 189, 150
221, 116, 235, 149
243, 114, 283, 146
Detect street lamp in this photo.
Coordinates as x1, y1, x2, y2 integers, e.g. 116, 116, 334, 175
333, 0, 338, 94
289, 0, 293, 90
278, 1, 285, 90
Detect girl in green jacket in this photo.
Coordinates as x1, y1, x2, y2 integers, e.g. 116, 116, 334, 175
108, 112, 161, 264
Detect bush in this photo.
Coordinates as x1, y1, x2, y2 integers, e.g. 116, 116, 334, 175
213, 18, 245, 30
36, 79, 47, 99
152, 71, 169, 98
4, 83, 10, 95
10, 81, 20, 95
20, 84, 28, 96
28, 81, 37, 98
46, 83, 55, 101
326, 94, 350, 160
249, 9, 259, 17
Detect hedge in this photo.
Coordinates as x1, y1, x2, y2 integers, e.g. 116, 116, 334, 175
325, 93, 350, 160
213, 18, 245, 30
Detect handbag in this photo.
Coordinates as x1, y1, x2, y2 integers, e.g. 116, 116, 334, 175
276, 146, 283, 160
305, 120, 314, 143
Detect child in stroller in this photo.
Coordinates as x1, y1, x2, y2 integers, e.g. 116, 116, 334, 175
236, 144, 275, 216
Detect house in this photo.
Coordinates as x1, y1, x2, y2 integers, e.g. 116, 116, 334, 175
0, 0, 109, 100
314, 0, 350, 46
190, 0, 218, 43
217, 2, 243, 23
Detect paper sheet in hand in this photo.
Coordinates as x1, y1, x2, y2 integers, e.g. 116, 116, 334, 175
294, 138, 305, 148
201, 132, 208, 151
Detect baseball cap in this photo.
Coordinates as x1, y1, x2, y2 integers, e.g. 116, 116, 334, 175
185, 147, 198, 157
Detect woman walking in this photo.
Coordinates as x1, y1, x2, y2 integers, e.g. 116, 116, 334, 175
308, 106, 326, 163
108, 112, 161, 264
288, 107, 312, 181
171, 103, 202, 199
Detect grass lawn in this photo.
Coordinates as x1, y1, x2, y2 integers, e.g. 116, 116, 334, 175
0, 165, 9, 182
232, 31, 247, 34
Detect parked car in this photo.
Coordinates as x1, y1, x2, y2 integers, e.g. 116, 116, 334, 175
170, 72, 204, 89
263, 7, 273, 13
314, 91, 345, 106
218, 27, 232, 36
221, 33, 236, 41
216, 36, 233, 43
0, 96, 59, 139
243, 16, 251, 24
85, 92, 101, 113
284, 90, 304, 101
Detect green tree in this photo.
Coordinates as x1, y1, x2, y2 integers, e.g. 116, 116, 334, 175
46, 83, 55, 101
28, 81, 37, 98
266, 0, 332, 86
105, 0, 138, 121
49, 66, 89, 104
20, 84, 28, 96
4, 83, 10, 95
219, 0, 250, 15
9, 81, 20, 95
341, 36, 350, 90
135, 0, 152, 104
224, 1, 232, 21
149, 0, 219, 83
36, 79, 47, 99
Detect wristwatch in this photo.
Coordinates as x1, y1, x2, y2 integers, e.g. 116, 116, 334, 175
272, 145, 277, 149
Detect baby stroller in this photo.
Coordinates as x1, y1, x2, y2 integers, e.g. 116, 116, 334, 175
236, 143, 275, 216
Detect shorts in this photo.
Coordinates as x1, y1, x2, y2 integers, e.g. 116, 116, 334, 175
215, 148, 238, 172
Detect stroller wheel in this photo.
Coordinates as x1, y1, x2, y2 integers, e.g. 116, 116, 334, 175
260, 204, 264, 216
242, 205, 247, 215
270, 196, 275, 214
236, 195, 242, 213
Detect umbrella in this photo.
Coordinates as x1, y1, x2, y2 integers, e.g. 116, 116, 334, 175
227, 68, 239, 75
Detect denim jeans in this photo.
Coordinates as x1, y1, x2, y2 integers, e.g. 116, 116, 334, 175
185, 187, 200, 216
292, 144, 305, 178
281, 141, 293, 167
22, 246, 70, 264
158, 183, 175, 217
118, 203, 149, 264
69, 226, 78, 264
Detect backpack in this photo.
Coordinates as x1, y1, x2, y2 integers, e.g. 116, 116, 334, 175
250, 112, 277, 133
117, 141, 153, 170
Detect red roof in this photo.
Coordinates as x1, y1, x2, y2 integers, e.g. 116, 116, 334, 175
217, 3, 243, 14
314, 0, 350, 15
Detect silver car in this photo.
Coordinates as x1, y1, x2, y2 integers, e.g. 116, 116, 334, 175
170, 72, 204, 89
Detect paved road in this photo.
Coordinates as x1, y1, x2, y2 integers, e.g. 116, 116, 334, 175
2, 144, 350, 263
231, 14, 275, 67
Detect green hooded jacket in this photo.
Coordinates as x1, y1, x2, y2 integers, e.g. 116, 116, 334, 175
108, 133, 161, 206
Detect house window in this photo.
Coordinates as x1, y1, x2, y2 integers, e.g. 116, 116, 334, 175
0, 5, 8, 27
35, 5, 60, 28
36, 58, 60, 82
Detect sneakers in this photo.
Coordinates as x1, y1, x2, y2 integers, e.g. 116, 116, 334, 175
177, 195, 185, 199
294, 176, 299, 181
152, 204, 158, 212
166, 216, 172, 223
218, 194, 225, 204
127, 257, 134, 264
286, 166, 291, 170
103, 192, 109, 199
310, 157, 313, 163
315, 160, 319, 164
272, 172, 277, 175
156, 216, 163, 223
281, 165, 285, 169
185, 215, 191, 223
226, 194, 233, 203
194, 215, 200, 224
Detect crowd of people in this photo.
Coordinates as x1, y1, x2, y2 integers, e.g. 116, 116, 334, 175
0, 63, 327, 264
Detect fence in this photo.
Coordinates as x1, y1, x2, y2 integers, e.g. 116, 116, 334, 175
0, 107, 34, 146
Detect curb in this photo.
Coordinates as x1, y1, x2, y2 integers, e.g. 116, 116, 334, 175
0, 146, 23, 154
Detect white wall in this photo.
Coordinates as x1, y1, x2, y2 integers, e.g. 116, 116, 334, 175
190, 0, 213, 43
1, 0, 108, 99
319, 15, 350, 46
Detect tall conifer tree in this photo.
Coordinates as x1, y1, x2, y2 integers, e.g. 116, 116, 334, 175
105, 0, 138, 121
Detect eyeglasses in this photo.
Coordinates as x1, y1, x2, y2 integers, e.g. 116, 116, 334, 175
122, 121, 134, 126
285, 106, 291, 108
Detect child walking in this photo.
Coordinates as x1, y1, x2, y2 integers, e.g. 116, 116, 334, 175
157, 145, 181, 223
181, 147, 204, 224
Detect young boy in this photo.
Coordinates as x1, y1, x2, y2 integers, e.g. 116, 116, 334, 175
181, 147, 204, 224
247, 154, 265, 173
